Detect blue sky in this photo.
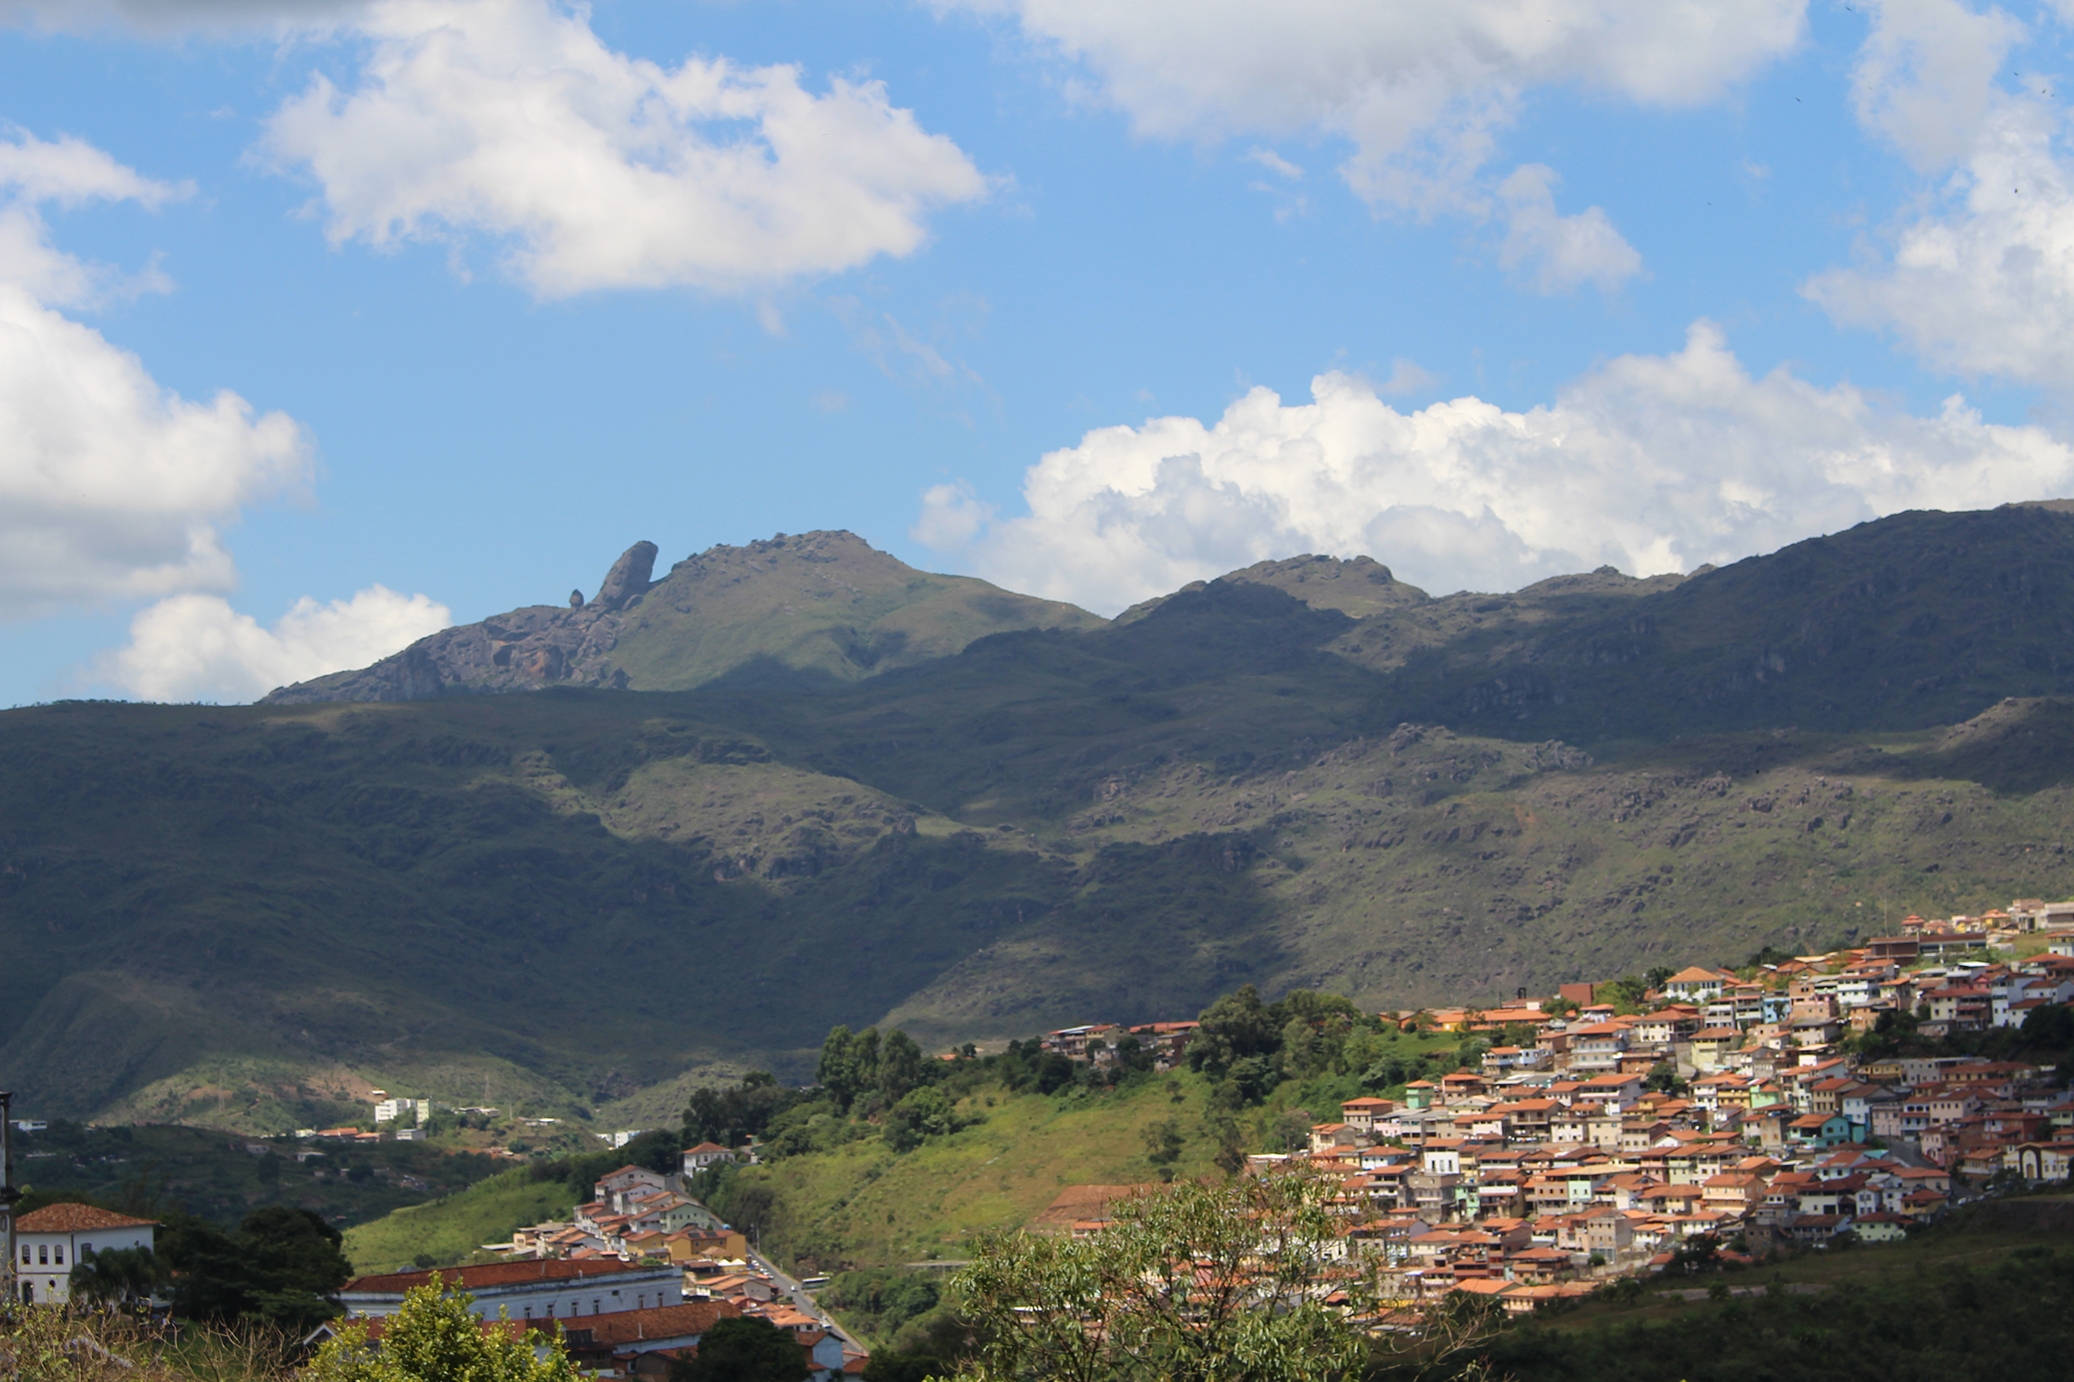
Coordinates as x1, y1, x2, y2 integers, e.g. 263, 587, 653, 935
4, 0, 2074, 703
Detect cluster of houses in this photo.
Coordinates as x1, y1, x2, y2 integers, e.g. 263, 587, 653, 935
1034, 921, 2074, 1310
328, 1160, 865, 1379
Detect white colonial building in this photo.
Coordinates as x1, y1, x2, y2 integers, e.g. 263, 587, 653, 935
13, 1203, 158, 1305
337, 1258, 683, 1324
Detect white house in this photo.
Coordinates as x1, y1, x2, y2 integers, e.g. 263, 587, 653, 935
681, 1142, 738, 1176
338, 1258, 683, 1323
13, 1203, 159, 1305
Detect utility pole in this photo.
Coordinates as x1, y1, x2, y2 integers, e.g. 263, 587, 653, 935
2, 1091, 18, 1309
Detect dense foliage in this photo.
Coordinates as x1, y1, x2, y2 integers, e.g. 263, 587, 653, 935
665, 1317, 808, 1382
303, 1279, 577, 1382
158, 1206, 355, 1332
1488, 1246, 2074, 1382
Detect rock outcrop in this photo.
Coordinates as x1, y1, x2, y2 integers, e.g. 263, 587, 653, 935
265, 542, 658, 703
261, 531, 1104, 704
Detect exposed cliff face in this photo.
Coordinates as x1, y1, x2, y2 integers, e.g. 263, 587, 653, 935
263, 531, 1105, 704
265, 541, 659, 703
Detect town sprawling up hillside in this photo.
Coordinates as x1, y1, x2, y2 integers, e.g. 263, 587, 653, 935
46, 900, 2053, 1379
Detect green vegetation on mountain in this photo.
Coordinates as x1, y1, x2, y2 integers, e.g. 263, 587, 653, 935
1489, 1207, 2074, 1382
268, 531, 1102, 703
8, 1122, 500, 1230
12, 504, 2074, 1125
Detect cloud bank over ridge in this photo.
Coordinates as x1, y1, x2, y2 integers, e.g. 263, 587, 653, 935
922, 322, 2074, 612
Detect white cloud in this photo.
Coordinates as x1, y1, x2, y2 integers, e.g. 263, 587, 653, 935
0, 131, 311, 617
911, 480, 996, 549
1850, 0, 2026, 170
930, 321, 2074, 611
1373, 358, 1439, 397
1805, 0, 2074, 389
1496, 164, 1644, 294
259, 0, 989, 297
943, 0, 1804, 213
98, 585, 451, 702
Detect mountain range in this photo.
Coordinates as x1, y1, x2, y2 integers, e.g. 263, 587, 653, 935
8, 503, 2074, 1130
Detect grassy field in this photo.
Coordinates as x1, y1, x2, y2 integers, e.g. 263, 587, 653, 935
342, 1165, 587, 1275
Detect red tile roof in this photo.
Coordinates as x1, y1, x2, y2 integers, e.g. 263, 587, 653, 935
343, 1258, 663, 1294
14, 1204, 159, 1233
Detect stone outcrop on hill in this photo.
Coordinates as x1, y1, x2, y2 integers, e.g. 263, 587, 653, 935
264, 531, 1103, 703
266, 542, 658, 703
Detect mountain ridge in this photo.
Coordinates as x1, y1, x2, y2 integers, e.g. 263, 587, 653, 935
11, 502, 2074, 1130
265, 530, 1104, 703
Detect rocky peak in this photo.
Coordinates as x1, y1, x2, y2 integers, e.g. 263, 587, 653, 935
593, 541, 659, 612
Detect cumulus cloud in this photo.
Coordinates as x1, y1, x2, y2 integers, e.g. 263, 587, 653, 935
925, 321, 2074, 611
944, 0, 1802, 212
258, 0, 989, 297
0, 131, 311, 616
1496, 164, 1644, 294
98, 585, 451, 702
1806, 0, 2074, 390
1850, 0, 2026, 170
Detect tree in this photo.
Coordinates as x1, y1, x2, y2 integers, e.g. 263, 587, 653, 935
878, 1030, 929, 1104
69, 1244, 165, 1310
303, 1277, 578, 1382
885, 1087, 956, 1152
946, 1167, 1490, 1382
158, 1205, 354, 1331
684, 1072, 804, 1149
1187, 985, 1278, 1078
669, 1316, 809, 1382
1643, 1062, 1687, 1096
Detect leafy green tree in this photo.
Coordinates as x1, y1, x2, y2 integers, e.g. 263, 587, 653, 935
1187, 985, 1278, 1078
948, 1168, 1490, 1382
668, 1316, 809, 1382
817, 1027, 875, 1113
1644, 1062, 1688, 1096
159, 1205, 353, 1331
878, 1030, 929, 1104
69, 1244, 165, 1310
684, 1072, 805, 1148
885, 1087, 956, 1152
1141, 1118, 1183, 1168
2021, 1002, 2074, 1047
303, 1278, 578, 1382
1644, 966, 1676, 993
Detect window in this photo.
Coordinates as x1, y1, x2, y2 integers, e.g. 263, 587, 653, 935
18, 1246, 26, 1264
524, 1307, 533, 1319
53, 1247, 62, 1265
38, 1246, 47, 1265
593, 1300, 602, 1315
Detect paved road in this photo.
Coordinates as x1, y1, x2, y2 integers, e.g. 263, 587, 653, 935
748, 1249, 865, 1353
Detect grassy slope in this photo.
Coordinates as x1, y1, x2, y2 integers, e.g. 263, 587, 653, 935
343, 1167, 583, 1276
577, 531, 1103, 692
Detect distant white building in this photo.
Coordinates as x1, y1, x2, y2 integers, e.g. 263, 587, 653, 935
13, 1203, 158, 1305
374, 1098, 431, 1125
337, 1258, 682, 1323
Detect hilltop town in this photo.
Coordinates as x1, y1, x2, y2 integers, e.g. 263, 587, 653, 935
1012, 901, 2074, 1311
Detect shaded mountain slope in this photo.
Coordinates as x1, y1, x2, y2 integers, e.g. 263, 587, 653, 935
12, 504, 2074, 1128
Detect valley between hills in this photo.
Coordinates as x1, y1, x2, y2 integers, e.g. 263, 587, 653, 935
9, 504, 2074, 1129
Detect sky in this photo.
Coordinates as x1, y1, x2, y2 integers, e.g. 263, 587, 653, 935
8, 0, 2074, 704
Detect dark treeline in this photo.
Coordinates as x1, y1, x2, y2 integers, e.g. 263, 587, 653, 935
1485, 1245, 2074, 1382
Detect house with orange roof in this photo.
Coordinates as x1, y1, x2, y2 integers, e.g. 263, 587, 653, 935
12, 1203, 159, 1307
